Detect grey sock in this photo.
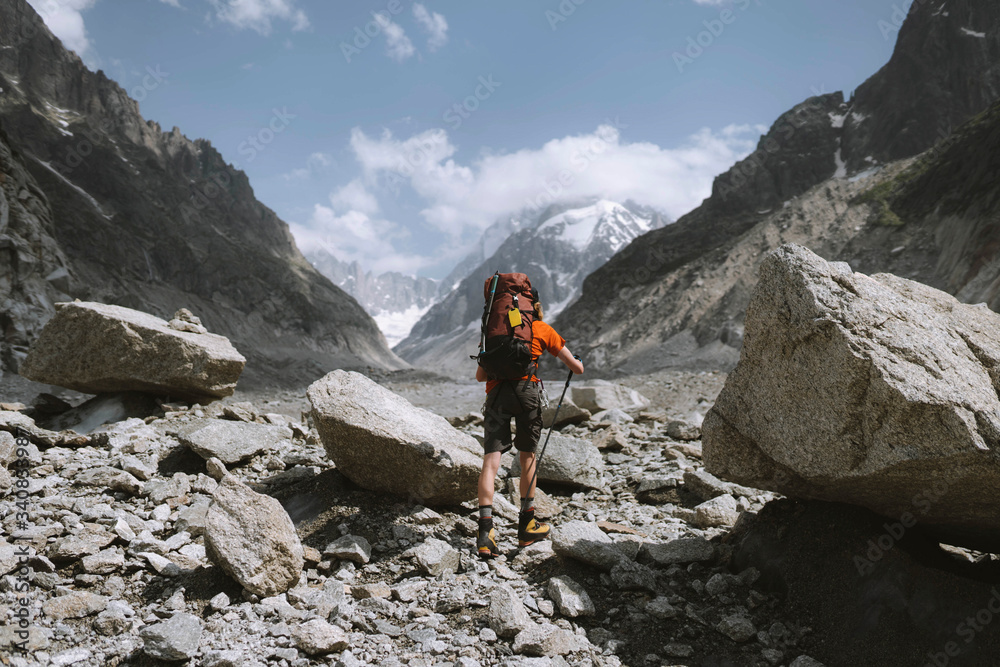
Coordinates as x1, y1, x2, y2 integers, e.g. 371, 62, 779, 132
479, 505, 493, 519
520, 497, 534, 513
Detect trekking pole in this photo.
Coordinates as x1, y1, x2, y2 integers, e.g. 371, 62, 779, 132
527, 360, 578, 495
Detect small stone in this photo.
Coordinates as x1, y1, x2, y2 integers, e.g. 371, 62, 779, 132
717, 615, 756, 643
666, 419, 701, 441
206, 457, 227, 480
324, 535, 372, 564
693, 494, 739, 528
646, 537, 714, 565
789, 657, 826, 667
42, 592, 108, 620
547, 576, 594, 618
209, 592, 230, 611
412, 538, 460, 576
489, 584, 533, 639
81, 549, 124, 575
292, 618, 349, 655
512, 623, 586, 657
645, 597, 678, 619
351, 582, 391, 599
141, 612, 203, 661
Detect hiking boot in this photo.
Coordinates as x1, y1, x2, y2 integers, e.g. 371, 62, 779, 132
477, 518, 500, 559
518, 510, 550, 547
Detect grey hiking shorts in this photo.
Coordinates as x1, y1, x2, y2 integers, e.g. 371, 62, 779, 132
482, 379, 542, 455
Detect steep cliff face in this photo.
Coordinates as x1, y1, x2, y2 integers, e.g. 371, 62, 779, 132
0, 0, 405, 385
555, 0, 1000, 374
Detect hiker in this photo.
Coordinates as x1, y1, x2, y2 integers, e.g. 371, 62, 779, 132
474, 283, 584, 559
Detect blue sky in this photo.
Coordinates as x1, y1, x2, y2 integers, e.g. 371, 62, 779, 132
29, 0, 911, 278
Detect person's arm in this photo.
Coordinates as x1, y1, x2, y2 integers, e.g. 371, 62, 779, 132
476, 365, 488, 382
556, 346, 584, 374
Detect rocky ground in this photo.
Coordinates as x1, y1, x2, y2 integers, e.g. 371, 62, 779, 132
0, 368, 838, 667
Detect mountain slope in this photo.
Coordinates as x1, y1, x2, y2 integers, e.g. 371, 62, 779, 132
555, 0, 1000, 374
0, 0, 405, 386
395, 200, 667, 376
306, 250, 440, 346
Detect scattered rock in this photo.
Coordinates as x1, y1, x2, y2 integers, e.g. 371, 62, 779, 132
512, 623, 587, 657
140, 612, 203, 661
542, 397, 591, 428
204, 475, 304, 597
551, 520, 628, 571
177, 418, 286, 464
74, 466, 143, 495
412, 537, 460, 576
324, 535, 372, 564
292, 619, 349, 655
666, 419, 701, 441
591, 408, 634, 425
42, 592, 108, 620
547, 575, 595, 617
717, 615, 756, 643
645, 537, 715, 565
308, 370, 482, 505
512, 434, 604, 490
19, 301, 245, 402
489, 584, 533, 639
572, 382, 650, 413
693, 494, 740, 528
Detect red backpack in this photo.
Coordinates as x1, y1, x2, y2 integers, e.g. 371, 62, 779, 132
472, 272, 536, 380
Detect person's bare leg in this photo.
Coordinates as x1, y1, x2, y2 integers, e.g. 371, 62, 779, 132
519, 451, 536, 502
479, 452, 501, 507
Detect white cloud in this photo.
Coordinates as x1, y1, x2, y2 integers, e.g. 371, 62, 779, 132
292, 122, 765, 275
413, 3, 448, 51
347, 122, 765, 238
693, 0, 728, 5
27, 0, 97, 61
208, 0, 309, 35
281, 151, 334, 181
330, 179, 379, 215
159, 0, 183, 8
374, 13, 415, 62
290, 206, 431, 275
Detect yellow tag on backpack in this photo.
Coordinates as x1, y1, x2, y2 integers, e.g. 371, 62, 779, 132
508, 308, 522, 328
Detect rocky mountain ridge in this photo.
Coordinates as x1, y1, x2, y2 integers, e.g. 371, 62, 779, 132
0, 0, 404, 387
395, 200, 668, 376
555, 0, 1000, 374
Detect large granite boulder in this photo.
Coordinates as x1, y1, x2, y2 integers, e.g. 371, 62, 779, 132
703, 244, 1000, 550
19, 302, 245, 402
204, 475, 303, 597
307, 370, 482, 506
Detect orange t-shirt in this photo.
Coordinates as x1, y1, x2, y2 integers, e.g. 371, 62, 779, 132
484, 320, 566, 394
